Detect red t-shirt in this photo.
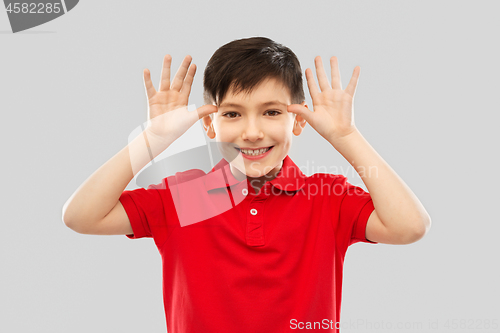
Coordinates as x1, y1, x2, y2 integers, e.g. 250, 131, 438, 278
119, 155, 376, 332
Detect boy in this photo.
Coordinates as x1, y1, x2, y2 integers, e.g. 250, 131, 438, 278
62, 37, 431, 332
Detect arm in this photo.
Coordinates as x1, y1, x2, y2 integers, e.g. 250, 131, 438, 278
62, 54, 217, 234
330, 129, 431, 244
287, 56, 431, 245
62, 129, 171, 234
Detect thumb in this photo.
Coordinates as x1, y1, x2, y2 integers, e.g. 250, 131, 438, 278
287, 104, 313, 124
196, 104, 218, 119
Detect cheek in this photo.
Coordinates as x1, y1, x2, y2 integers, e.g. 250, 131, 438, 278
213, 121, 237, 140
281, 116, 295, 133
271, 128, 292, 145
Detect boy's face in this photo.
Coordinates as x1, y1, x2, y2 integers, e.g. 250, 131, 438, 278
202, 77, 307, 181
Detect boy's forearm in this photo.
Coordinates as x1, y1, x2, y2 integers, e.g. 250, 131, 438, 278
329, 129, 431, 235
62, 130, 171, 228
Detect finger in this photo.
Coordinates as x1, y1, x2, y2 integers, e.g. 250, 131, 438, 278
330, 56, 342, 90
171, 55, 192, 91
196, 104, 219, 120
143, 68, 156, 100
305, 68, 320, 99
314, 56, 331, 91
180, 63, 196, 100
345, 66, 360, 97
159, 54, 172, 91
287, 104, 313, 125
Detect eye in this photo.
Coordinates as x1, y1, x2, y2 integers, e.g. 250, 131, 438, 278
266, 110, 282, 116
222, 112, 239, 118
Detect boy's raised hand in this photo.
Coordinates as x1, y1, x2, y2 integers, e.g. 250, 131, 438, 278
143, 55, 217, 144
287, 56, 360, 146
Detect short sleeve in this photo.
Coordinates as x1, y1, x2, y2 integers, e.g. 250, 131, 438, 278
119, 182, 167, 240
331, 175, 377, 252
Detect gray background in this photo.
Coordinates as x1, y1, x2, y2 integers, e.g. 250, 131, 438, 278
1, 0, 499, 332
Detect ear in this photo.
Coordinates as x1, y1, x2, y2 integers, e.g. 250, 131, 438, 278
202, 113, 216, 139
292, 101, 308, 136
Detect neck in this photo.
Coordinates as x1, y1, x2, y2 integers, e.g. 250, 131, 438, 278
229, 160, 283, 192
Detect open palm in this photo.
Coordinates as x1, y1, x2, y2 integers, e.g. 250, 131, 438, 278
144, 55, 217, 143
288, 56, 360, 144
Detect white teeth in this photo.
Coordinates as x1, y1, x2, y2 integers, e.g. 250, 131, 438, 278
240, 147, 271, 156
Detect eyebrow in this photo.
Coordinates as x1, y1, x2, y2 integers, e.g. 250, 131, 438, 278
219, 100, 287, 108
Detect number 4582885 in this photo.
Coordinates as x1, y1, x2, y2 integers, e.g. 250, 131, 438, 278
6, 3, 62, 14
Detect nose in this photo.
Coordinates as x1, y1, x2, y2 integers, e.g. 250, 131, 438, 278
241, 118, 264, 142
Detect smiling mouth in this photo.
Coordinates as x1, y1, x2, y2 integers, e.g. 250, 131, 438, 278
235, 146, 274, 156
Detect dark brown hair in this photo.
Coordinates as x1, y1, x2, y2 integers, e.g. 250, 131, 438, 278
203, 37, 305, 107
